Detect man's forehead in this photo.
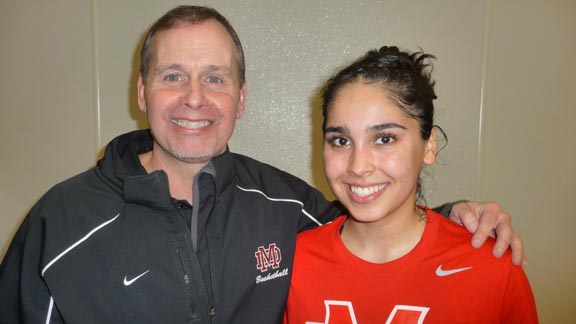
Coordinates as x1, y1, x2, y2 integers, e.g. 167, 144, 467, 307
151, 22, 235, 59
155, 20, 233, 45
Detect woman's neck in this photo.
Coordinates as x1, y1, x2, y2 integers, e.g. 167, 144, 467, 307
340, 206, 426, 264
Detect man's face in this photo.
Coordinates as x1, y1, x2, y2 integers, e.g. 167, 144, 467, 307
137, 19, 246, 165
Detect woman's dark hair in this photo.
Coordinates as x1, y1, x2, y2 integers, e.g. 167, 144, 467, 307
322, 46, 437, 140
139, 5, 245, 86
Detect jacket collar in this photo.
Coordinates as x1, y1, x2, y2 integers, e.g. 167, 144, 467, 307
98, 129, 236, 210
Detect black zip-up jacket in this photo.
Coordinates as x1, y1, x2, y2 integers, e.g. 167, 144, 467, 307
0, 130, 343, 323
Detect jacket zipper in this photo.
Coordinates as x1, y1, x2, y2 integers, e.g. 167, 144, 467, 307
176, 249, 191, 291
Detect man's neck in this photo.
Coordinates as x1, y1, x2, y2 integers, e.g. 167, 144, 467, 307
138, 150, 208, 204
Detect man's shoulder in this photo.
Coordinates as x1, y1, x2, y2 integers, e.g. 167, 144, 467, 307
45, 167, 106, 195
228, 152, 315, 190
298, 215, 346, 241
31, 167, 121, 219
217, 151, 336, 224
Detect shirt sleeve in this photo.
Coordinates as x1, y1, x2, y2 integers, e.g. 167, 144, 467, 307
499, 264, 539, 323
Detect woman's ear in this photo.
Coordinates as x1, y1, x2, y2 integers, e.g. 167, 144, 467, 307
423, 127, 437, 165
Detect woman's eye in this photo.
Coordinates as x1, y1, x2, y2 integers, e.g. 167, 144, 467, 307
376, 135, 396, 145
331, 137, 349, 147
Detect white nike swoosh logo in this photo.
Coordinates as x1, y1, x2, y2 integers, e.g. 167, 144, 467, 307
435, 265, 473, 277
123, 270, 150, 286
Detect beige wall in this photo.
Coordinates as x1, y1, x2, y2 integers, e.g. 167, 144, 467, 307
0, 0, 98, 252
480, 0, 576, 321
1, 0, 573, 322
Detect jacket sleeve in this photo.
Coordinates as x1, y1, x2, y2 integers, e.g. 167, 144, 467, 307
0, 209, 62, 324
297, 185, 346, 232
431, 200, 469, 218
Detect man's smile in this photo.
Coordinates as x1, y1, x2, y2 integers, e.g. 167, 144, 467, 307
171, 118, 212, 129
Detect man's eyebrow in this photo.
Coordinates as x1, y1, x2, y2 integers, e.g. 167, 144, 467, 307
154, 64, 184, 74
205, 65, 233, 75
154, 64, 233, 75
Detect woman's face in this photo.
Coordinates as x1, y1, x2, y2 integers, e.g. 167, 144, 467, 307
323, 80, 437, 223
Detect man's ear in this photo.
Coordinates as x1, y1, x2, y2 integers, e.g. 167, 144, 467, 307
423, 127, 438, 165
137, 74, 147, 113
236, 82, 247, 119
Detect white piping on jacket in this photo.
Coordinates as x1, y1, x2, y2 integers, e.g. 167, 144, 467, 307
41, 213, 120, 276
41, 213, 121, 323
236, 185, 323, 226
45, 297, 54, 324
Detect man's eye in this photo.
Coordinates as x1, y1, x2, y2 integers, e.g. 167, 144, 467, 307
207, 75, 222, 83
165, 74, 181, 82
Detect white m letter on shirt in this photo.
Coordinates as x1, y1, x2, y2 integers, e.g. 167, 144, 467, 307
305, 301, 429, 324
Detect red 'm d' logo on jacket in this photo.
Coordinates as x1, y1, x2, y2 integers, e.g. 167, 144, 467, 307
255, 243, 282, 272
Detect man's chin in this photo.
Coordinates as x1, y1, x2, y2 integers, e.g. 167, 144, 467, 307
175, 153, 213, 163
164, 143, 226, 164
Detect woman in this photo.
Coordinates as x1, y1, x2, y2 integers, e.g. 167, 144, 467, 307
284, 46, 537, 323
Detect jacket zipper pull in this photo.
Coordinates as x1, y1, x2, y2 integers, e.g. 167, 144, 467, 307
209, 306, 216, 320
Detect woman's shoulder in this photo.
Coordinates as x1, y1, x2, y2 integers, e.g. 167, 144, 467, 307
426, 208, 514, 267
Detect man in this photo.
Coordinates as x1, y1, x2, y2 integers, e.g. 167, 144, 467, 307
0, 6, 523, 323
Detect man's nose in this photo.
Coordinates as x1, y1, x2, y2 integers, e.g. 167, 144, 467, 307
183, 79, 205, 108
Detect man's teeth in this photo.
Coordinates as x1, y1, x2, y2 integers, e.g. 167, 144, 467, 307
350, 184, 386, 197
172, 119, 211, 129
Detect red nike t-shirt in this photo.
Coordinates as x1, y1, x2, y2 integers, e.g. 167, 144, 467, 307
284, 209, 538, 323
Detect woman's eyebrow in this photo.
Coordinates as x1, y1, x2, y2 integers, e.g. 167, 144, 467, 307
323, 126, 348, 135
369, 122, 407, 132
